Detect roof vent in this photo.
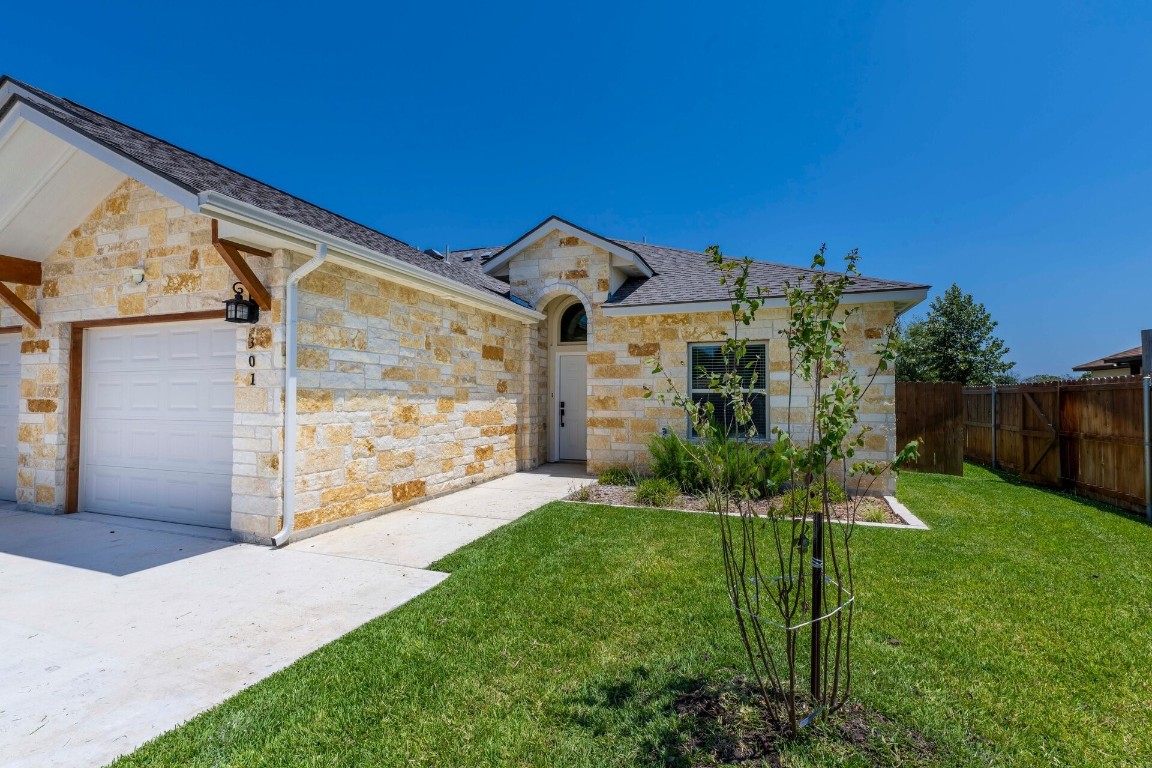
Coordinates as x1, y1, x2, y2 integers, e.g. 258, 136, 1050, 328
423, 248, 444, 260
462, 254, 475, 262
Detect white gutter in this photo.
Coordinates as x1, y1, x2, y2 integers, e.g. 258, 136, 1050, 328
272, 243, 329, 547
198, 192, 544, 324
598, 288, 929, 317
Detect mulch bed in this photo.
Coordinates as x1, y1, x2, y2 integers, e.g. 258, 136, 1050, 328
569, 483, 905, 525
670, 674, 938, 766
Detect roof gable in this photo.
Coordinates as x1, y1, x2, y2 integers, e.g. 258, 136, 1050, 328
482, 216, 654, 278
0, 76, 514, 299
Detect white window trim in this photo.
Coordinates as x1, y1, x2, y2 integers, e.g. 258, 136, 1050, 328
687, 341, 769, 441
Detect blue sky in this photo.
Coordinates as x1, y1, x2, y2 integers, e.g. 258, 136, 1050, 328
5, 1, 1150, 375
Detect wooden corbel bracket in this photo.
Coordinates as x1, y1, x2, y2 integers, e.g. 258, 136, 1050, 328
0, 283, 40, 329
211, 219, 272, 311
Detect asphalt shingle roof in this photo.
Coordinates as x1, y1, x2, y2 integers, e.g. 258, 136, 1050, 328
2, 77, 510, 297
455, 239, 927, 307
607, 241, 927, 306
3, 78, 926, 310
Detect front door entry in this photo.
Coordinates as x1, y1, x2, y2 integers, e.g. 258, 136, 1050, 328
557, 354, 587, 461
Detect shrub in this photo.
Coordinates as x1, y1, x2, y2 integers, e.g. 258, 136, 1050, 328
779, 479, 848, 516
648, 432, 707, 493
648, 431, 787, 498
570, 483, 592, 502
861, 506, 887, 523
635, 477, 679, 508
598, 465, 637, 486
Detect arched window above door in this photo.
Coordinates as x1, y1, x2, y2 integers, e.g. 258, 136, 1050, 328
559, 302, 588, 344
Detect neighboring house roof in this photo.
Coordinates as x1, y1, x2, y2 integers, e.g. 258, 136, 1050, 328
0, 76, 511, 298
1072, 346, 1143, 372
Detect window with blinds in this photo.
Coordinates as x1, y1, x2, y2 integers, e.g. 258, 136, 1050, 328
688, 343, 768, 439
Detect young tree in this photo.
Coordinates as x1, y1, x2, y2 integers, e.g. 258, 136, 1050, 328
646, 246, 917, 736
895, 284, 1014, 385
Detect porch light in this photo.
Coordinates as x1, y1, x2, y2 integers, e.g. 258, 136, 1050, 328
224, 282, 259, 324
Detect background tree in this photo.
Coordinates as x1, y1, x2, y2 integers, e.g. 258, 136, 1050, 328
895, 283, 1014, 385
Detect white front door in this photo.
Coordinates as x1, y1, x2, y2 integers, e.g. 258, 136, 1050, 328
557, 354, 587, 461
0, 334, 20, 501
80, 320, 236, 528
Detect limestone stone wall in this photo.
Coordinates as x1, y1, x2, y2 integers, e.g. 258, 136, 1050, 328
13, 179, 285, 534
503, 229, 899, 494
592, 305, 899, 493
291, 259, 539, 531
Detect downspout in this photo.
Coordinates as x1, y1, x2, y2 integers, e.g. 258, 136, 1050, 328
272, 243, 329, 547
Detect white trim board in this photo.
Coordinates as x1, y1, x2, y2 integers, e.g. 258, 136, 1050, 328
484, 216, 654, 278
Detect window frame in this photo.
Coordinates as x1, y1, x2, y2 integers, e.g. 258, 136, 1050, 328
686, 341, 769, 441
557, 301, 589, 345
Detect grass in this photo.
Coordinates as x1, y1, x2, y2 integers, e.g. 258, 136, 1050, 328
112, 465, 1152, 767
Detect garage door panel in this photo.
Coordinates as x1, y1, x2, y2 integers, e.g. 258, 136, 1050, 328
129, 378, 163, 411
82, 321, 235, 529
130, 331, 162, 364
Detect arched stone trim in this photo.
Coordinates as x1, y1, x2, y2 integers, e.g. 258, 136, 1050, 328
531, 282, 593, 316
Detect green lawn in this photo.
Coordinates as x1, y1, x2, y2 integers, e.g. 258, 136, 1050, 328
113, 466, 1152, 767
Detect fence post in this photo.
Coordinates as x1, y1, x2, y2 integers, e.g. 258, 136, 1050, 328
990, 385, 997, 469
1143, 375, 1151, 521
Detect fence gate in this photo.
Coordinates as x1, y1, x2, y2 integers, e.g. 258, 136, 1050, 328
962, 378, 1151, 514
895, 382, 964, 476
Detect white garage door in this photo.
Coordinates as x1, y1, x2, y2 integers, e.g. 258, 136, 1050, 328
81, 320, 235, 528
0, 334, 20, 501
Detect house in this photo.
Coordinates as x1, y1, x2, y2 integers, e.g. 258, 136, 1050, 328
0, 77, 929, 544
1073, 346, 1143, 378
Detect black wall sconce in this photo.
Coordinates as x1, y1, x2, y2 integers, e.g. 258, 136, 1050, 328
224, 282, 260, 324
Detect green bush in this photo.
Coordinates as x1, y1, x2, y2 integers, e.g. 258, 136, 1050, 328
634, 477, 680, 507
861, 506, 887, 523
598, 466, 637, 486
648, 432, 707, 493
779, 479, 848, 516
648, 431, 788, 499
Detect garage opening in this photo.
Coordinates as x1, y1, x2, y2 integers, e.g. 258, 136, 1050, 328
77, 318, 235, 529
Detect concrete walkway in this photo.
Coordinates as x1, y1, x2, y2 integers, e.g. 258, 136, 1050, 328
0, 464, 591, 768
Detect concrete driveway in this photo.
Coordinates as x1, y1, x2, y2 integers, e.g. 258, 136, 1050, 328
0, 464, 591, 768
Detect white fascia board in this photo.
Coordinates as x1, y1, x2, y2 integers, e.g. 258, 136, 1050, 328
483, 217, 654, 278
199, 192, 545, 323
0, 98, 200, 211
599, 288, 929, 317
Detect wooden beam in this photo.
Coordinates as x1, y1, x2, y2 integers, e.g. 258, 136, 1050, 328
0, 254, 42, 285
220, 239, 273, 259
66, 327, 83, 513
0, 283, 40, 329
211, 220, 272, 311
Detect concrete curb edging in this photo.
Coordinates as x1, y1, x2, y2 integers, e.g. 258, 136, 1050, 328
882, 496, 930, 530
565, 494, 930, 530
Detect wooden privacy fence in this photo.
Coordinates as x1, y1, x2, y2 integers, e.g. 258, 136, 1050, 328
964, 378, 1152, 516
896, 382, 964, 475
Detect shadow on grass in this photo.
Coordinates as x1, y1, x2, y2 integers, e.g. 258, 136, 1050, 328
962, 461, 1152, 529
560, 664, 703, 766
561, 664, 941, 767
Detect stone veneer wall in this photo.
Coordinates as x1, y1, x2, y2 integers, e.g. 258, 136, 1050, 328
289, 259, 540, 531
505, 229, 899, 494
11, 179, 286, 535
